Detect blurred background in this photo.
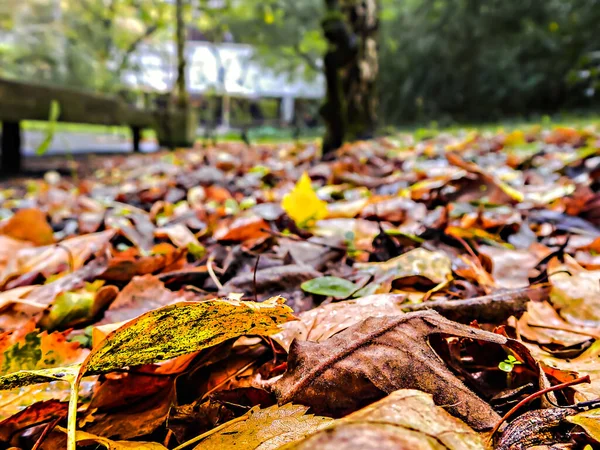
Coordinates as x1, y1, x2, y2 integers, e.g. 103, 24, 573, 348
0, 0, 599, 152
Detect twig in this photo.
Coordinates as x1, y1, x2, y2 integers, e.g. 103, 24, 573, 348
32, 417, 61, 450
488, 375, 591, 444
57, 244, 74, 273
253, 254, 260, 302
172, 411, 252, 450
207, 254, 223, 290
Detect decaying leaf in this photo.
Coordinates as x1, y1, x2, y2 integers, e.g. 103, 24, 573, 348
354, 247, 452, 290
272, 294, 406, 351
566, 408, 600, 442
97, 275, 180, 325
192, 403, 334, 450
271, 310, 523, 430
549, 256, 600, 327
282, 389, 486, 450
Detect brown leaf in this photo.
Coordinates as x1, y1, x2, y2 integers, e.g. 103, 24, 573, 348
0, 208, 55, 246
271, 310, 535, 430
0, 230, 115, 289
101, 246, 187, 282
83, 378, 175, 440
272, 294, 406, 352
213, 215, 270, 242
0, 399, 67, 443
283, 390, 487, 450
98, 275, 180, 325
517, 301, 599, 347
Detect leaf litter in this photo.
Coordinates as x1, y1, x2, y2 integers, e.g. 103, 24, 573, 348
0, 126, 599, 448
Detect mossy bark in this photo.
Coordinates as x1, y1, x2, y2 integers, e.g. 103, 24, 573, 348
321, 0, 379, 154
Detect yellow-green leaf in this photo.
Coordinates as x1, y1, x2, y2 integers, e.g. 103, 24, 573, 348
81, 296, 294, 375
0, 365, 79, 391
192, 404, 334, 450
281, 173, 328, 227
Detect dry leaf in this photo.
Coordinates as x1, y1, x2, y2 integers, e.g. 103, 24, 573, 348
271, 310, 523, 430
272, 294, 406, 351
549, 255, 600, 326
282, 389, 486, 450
192, 403, 334, 450
0, 208, 54, 246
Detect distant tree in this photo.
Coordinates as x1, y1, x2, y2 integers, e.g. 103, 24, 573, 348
321, 0, 379, 154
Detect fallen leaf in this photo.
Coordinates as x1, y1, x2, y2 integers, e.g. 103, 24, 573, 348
0, 208, 54, 246
213, 215, 271, 242
282, 173, 328, 227
566, 408, 600, 442
0, 230, 115, 288
271, 310, 523, 430
0, 399, 67, 442
272, 294, 406, 352
192, 403, 334, 450
549, 255, 600, 327
517, 301, 599, 347
282, 389, 486, 450
0, 297, 295, 391
0, 236, 32, 272
354, 247, 452, 291
301, 277, 357, 298
97, 275, 180, 325
479, 245, 546, 289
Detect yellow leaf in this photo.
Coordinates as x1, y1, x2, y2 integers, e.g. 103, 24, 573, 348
567, 409, 600, 442
191, 403, 334, 449
282, 173, 328, 227
503, 130, 526, 147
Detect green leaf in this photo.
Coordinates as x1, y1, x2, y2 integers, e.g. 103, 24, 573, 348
301, 277, 357, 298
498, 361, 514, 373
35, 100, 61, 156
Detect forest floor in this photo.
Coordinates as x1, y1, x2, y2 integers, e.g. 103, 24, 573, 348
0, 123, 599, 449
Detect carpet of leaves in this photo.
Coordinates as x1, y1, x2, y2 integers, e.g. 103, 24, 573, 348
1, 125, 600, 449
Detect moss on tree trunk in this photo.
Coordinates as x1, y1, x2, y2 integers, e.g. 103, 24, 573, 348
321, 0, 379, 154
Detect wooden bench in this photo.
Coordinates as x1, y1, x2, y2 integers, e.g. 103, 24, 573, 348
0, 78, 156, 173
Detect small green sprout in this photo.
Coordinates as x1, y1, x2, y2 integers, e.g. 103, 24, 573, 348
499, 355, 522, 373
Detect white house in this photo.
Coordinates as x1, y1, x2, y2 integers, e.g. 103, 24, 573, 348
123, 41, 325, 127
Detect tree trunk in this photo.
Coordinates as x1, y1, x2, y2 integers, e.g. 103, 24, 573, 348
175, 0, 189, 109
321, 0, 379, 155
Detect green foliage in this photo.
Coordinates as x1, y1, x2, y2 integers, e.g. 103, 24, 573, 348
378, 0, 600, 124
35, 100, 60, 156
